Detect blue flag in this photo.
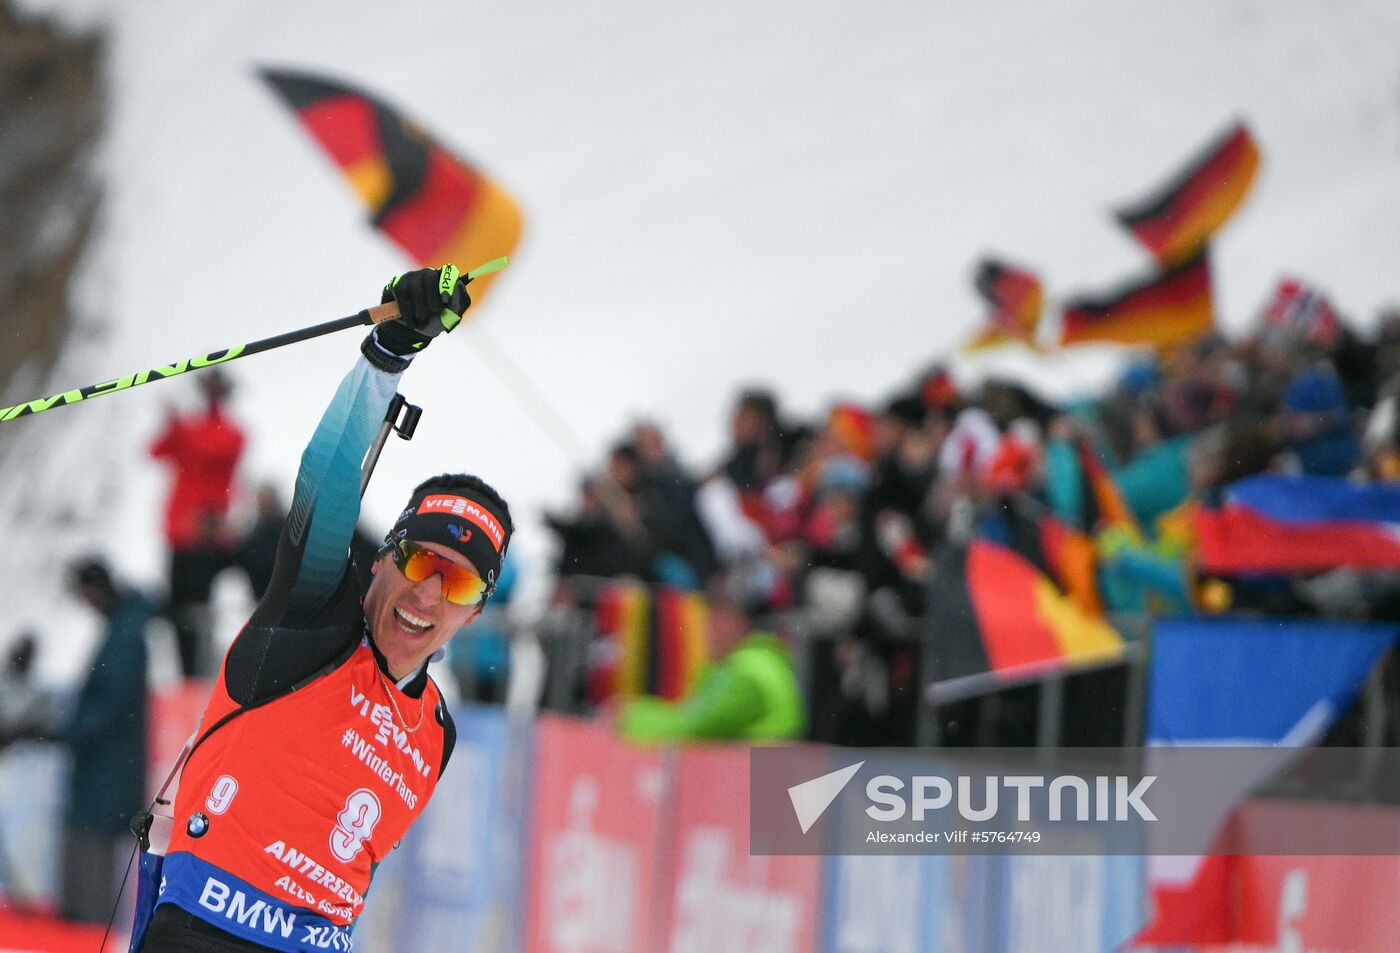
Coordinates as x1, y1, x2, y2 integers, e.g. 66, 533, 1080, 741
1149, 616, 1396, 744
1134, 616, 1397, 946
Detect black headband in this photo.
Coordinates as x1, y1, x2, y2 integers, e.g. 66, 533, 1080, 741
384, 490, 509, 591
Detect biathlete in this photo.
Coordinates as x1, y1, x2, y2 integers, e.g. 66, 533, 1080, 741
135, 265, 513, 953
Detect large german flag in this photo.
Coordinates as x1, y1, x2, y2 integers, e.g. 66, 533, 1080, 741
1060, 248, 1213, 350
1115, 121, 1260, 267
930, 539, 1123, 684
963, 258, 1044, 352
261, 68, 523, 304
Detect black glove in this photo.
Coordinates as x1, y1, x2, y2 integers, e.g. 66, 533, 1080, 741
372, 265, 472, 357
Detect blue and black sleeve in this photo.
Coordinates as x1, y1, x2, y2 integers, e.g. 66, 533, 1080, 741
225, 354, 403, 705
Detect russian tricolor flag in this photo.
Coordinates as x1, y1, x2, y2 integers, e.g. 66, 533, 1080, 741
1196, 475, 1400, 574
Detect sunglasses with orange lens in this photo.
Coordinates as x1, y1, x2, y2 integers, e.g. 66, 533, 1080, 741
388, 540, 489, 606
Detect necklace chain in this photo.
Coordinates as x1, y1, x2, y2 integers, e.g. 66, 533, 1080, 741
375, 667, 425, 734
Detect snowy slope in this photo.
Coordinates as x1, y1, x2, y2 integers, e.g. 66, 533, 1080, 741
4, 0, 1400, 683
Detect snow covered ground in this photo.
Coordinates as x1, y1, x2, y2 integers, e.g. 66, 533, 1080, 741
3, 0, 1399, 684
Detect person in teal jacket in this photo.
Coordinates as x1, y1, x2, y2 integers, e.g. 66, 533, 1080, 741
61, 557, 151, 923
618, 577, 805, 743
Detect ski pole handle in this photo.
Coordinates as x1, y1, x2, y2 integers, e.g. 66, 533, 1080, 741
364, 256, 512, 325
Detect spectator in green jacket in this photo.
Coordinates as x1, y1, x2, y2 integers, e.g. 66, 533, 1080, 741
618, 572, 805, 743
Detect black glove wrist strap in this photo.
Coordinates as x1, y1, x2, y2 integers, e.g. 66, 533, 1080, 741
360, 333, 413, 373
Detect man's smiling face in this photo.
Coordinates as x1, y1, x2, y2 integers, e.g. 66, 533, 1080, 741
363, 540, 481, 680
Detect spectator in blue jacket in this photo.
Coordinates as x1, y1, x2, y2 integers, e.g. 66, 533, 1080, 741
1282, 362, 1361, 477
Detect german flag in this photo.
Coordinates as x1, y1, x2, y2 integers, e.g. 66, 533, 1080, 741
654, 588, 709, 700
929, 540, 1123, 684
963, 258, 1044, 352
998, 495, 1104, 618
977, 259, 1044, 337
1060, 248, 1214, 350
589, 582, 650, 701
1115, 121, 1260, 267
261, 68, 523, 304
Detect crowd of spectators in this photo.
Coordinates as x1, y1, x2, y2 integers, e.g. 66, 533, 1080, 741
543, 277, 1400, 745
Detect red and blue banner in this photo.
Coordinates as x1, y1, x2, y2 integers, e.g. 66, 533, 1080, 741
1197, 475, 1400, 573
1134, 616, 1396, 946
1226, 473, 1400, 524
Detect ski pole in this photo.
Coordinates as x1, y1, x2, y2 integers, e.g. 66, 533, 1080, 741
0, 257, 509, 425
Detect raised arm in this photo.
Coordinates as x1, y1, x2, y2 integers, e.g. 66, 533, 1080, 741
278, 355, 402, 609
243, 265, 473, 625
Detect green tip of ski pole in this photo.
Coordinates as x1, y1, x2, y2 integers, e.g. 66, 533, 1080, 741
466, 257, 510, 282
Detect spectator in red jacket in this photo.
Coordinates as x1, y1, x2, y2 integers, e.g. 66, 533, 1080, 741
148, 369, 244, 676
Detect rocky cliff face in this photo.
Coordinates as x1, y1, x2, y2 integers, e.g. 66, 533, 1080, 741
0, 3, 102, 425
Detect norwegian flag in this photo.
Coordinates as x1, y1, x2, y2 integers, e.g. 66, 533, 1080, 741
1259, 276, 1340, 346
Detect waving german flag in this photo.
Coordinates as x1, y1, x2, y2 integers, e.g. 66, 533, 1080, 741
1115, 122, 1260, 267
929, 539, 1123, 685
261, 68, 523, 304
1060, 248, 1214, 350
963, 258, 1044, 352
